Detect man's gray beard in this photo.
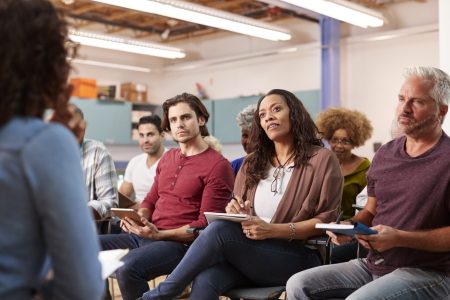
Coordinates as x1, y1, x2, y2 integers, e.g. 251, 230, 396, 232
401, 114, 440, 137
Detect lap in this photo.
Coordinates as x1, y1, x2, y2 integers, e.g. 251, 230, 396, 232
287, 259, 373, 299
205, 221, 322, 285
348, 268, 450, 300
101, 233, 188, 278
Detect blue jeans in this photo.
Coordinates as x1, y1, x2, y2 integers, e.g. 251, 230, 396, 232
100, 233, 188, 300
142, 221, 322, 300
286, 258, 450, 299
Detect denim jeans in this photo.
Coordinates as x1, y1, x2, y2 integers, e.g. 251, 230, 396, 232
100, 233, 188, 300
142, 220, 322, 300
286, 258, 450, 300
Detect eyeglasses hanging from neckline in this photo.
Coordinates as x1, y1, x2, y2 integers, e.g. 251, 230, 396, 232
271, 153, 295, 195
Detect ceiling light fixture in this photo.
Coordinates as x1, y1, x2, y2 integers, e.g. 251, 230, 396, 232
69, 30, 186, 59
71, 58, 151, 73
91, 0, 292, 41
275, 0, 384, 28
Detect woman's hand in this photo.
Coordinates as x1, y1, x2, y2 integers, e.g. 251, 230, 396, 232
326, 230, 354, 245
241, 217, 272, 240
225, 195, 251, 214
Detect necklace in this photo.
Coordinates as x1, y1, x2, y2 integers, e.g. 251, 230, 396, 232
271, 152, 295, 195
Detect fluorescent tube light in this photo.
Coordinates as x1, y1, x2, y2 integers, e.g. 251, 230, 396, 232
92, 0, 291, 41
69, 30, 186, 59
276, 0, 384, 28
71, 59, 151, 73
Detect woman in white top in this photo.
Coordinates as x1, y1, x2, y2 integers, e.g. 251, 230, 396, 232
140, 89, 343, 300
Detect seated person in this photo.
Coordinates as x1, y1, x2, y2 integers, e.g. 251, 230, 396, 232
100, 93, 234, 300
330, 120, 404, 263
286, 67, 450, 300
316, 107, 373, 220
119, 115, 166, 207
0, 1, 103, 298
72, 105, 118, 222
141, 89, 343, 300
231, 104, 257, 176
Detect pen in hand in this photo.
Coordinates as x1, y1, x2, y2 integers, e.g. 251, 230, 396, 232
232, 196, 244, 209
335, 211, 344, 224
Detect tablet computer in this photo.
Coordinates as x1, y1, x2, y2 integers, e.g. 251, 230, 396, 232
111, 208, 144, 226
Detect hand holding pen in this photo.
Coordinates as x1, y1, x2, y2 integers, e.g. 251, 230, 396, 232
226, 195, 251, 214
326, 211, 353, 245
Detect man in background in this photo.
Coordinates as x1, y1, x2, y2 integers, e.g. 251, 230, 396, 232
119, 115, 166, 207
231, 104, 256, 176
72, 104, 118, 222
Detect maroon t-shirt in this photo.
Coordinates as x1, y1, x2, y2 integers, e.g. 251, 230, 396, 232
141, 147, 234, 230
367, 133, 450, 276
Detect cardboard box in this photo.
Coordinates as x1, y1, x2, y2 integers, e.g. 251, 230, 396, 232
97, 85, 117, 99
120, 83, 147, 103
70, 77, 97, 99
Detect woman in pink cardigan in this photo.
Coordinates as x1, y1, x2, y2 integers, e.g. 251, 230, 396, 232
141, 89, 343, 300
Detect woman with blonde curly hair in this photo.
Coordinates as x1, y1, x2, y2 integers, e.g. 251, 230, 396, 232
316, 107, 373, 220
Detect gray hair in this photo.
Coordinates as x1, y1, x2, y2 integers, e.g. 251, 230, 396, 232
404, 66, 450, 106
236, 104, 257, 130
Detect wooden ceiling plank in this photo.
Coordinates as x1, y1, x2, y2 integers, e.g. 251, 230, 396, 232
106, 10, 138, 21
72, 3, 99, 14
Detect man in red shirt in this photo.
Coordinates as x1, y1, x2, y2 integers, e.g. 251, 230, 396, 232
101, 93, 234, 300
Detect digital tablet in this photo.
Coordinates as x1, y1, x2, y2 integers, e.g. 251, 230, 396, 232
111, 208, 144, 226
204, 212, 250, 224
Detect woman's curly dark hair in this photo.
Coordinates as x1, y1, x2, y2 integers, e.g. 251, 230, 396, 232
244, 89, 323, 190
0, 0, 76, 127
316, 107, 373, 147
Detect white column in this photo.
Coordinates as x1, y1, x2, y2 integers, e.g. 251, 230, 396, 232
439, 0, 450, 133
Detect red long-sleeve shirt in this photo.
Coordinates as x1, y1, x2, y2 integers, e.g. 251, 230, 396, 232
141, 147, 234, 230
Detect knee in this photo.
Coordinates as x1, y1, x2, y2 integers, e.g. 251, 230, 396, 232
191, 273, 221, 299
203, 220, 240, 238
205, 220, 231, 234
115, 261, 142, 282
286, 271, 310, 299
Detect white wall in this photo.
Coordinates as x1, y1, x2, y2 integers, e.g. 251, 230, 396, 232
342, 28, 439, 159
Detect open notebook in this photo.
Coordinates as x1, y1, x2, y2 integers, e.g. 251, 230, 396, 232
315, 223, 377, 236
204, 212, 250, 224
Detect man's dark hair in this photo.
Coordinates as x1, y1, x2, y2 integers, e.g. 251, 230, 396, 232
244, 89, 323, 190
138, 115, 163, 133
161, 93, 210, 136
0, 0, 76, 127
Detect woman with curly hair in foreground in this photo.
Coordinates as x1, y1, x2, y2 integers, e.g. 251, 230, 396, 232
0, 0, 103, 299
